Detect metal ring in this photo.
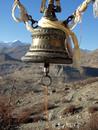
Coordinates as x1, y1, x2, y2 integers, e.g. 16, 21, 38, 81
66, 15, 74, 24
41, 75, 52, 86
31, 21, 38, 29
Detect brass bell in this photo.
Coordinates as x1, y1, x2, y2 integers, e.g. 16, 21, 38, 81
21, 27, 73, 64
20, 1, 73, 86
21, 0, 73, 65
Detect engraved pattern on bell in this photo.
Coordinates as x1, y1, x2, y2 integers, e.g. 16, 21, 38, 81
22, 27, 72, 64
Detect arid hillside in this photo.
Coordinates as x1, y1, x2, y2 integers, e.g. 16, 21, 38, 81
0, 42, 98, 130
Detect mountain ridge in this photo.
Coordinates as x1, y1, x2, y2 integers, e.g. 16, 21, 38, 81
0, 40, 98, 67
0, 40, 30, 48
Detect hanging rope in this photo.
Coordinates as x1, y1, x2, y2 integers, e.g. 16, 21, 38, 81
67, 0, 98, 30
12, 0, 28, 22
93, 0, 98, 17
44, 86, 49, 128
12, 0, 38, 32
40, 0, 47, 13
12, 0, 98, 32
43, 85, 53, 130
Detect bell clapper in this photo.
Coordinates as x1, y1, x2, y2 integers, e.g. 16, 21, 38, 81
44, 63, 49, 76
41, 63, 52, 87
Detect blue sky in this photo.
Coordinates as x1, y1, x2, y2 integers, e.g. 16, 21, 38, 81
0, 0, 98, 50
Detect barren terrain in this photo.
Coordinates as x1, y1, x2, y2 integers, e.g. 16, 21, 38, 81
0, 42, 98, 130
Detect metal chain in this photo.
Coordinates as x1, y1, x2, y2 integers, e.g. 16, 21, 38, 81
65, 0, 93, 29
12, 0, 38, 29
43, 85, 52, 129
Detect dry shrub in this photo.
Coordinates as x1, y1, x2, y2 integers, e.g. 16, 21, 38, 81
15, 103, 46, 124
79, 112, 98, 130
62, 105, 76, 115
88, 106, 98, 113
0, 96, 44, 127
17, 108, 33, 124
17, 102, 58, 124
16, 107, 44, 123
0, 95, 19, 130
61, 105, 83, 116
89, 113, 98, 130
28, 102, 58, 115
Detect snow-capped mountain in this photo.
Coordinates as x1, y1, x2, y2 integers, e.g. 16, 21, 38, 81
9, 40, 30, 47
0, 40, 30, 59
0, 40, 29, 48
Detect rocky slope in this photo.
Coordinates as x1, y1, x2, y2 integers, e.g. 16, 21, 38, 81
0, 41, 98, 130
